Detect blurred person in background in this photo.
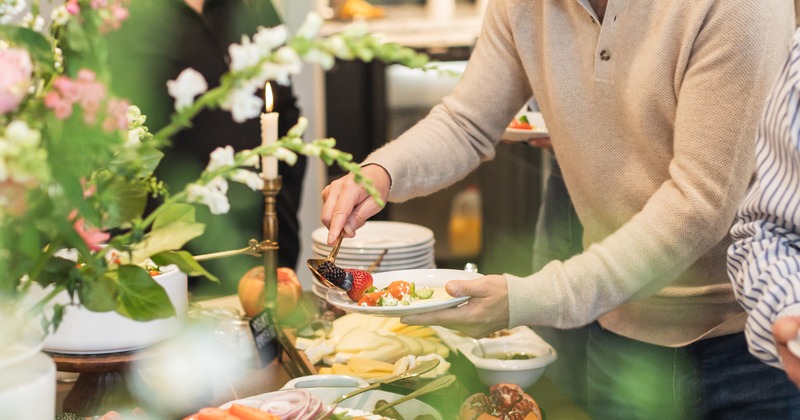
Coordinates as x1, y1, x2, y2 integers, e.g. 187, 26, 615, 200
728, 28, 800, 389
321, 0, 799, 417
107, 0, 306, 295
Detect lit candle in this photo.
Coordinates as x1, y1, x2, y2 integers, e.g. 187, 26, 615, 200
260, 82, 279, 180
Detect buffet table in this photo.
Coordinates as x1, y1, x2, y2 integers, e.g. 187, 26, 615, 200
53, 294, 589, 419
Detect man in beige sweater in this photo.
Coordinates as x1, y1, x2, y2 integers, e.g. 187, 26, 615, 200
322, 0, 798, 417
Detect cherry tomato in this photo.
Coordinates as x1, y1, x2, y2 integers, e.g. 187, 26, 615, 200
358, 291, 388, 306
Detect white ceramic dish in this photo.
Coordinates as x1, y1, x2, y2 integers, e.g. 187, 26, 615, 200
503, 111, 549, 142
456, 329, 557, 389
38, 266, 188, 354
326, 268, 482, 317
312, 222, 434, 250
312, 243, 435, 260
220, 381, 442, 420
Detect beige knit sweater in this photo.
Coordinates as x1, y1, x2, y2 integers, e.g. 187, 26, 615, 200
364, 0, 795, 346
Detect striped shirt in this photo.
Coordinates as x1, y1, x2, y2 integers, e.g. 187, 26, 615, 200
728, 28, 800, 369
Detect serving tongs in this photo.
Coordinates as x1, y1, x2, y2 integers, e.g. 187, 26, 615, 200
330, 359, 440, 404
372, 374, 457, 415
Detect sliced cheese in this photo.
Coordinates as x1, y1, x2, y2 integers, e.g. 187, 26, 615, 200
347, 357, 395, 373
331, 363, 354, 375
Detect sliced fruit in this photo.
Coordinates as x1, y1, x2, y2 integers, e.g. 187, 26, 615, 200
345, 268, 374, 301
347, 357, 395, 373
415, 286, 434, 299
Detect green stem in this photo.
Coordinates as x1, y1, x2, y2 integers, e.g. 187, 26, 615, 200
19, 242, 60, 294
152, 86, 228, 143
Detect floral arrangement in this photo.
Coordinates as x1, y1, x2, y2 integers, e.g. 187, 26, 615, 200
0, 0, 432, 335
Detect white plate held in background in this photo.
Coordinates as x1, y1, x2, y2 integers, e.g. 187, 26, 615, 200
503, 112, 549, 142
326, 268, 482, 317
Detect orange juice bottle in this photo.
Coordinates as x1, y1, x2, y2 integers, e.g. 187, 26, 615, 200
448, 185, 482, 257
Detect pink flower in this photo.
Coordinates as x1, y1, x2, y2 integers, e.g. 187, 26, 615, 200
69, 210, 110, 252
103, 98, 129, 132
0, 49, 33, 114
44, 91, 73, 119
66, 0, 80, 15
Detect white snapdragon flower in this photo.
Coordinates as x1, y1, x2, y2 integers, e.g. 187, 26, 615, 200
242, 154, 260, 167
230, 169, 264, 191
21, 13, 45, 32
0, 0, 25, 24
207, 146, 235, 171
295, 12, 324, 39
302, 49, 334, 70
259, 47, 302, 86
126, 127, 145, 146
50, 5, 70, 26
229, 36, 261, 72
221, 87, 263, 123
127, 105, 146, 127
273, 147, 298, 166
187, 177, 230, 215
166, 68, 208, 111
253, 25, 287, 54
323, 35, 353, 60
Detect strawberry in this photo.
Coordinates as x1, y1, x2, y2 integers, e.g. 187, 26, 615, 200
345, 268, 373, 301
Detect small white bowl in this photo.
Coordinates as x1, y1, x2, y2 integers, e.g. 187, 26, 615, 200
459, 338, 557, 389
281, 374, 369, 390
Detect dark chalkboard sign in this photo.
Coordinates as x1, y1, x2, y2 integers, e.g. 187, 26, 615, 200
249, 307, 278, 366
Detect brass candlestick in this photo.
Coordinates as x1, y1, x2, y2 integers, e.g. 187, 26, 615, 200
261, 176, 282, 312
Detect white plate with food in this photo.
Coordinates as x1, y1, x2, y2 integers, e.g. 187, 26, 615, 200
325, 269, 483, 317
503, 111, 549, 142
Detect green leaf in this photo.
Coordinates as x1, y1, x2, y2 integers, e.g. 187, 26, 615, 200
130, 221, 204, 265
51, 304, 66, 333
116, 265, 175, 321
101, 177, 148, 229
0, 25, 55, 73
134, 145, 164, 176
153, 203, 196, 230
37, 257, 77, 288
151, 250, 219, 283
108, 145, 163, 179
77, 273, 119, 312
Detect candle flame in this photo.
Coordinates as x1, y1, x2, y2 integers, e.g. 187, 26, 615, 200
264, 82, 274, 113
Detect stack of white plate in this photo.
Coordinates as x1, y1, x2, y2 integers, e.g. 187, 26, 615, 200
311, 221, 436, 299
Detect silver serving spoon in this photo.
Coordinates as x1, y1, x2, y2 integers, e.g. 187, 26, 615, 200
330, 359, 440, 404
307, 233, 350, 291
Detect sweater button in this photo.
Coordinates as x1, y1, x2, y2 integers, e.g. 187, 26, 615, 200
599, 50, 611, 61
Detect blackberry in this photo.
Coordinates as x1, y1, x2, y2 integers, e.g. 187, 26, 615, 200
317, 260, 353, 290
